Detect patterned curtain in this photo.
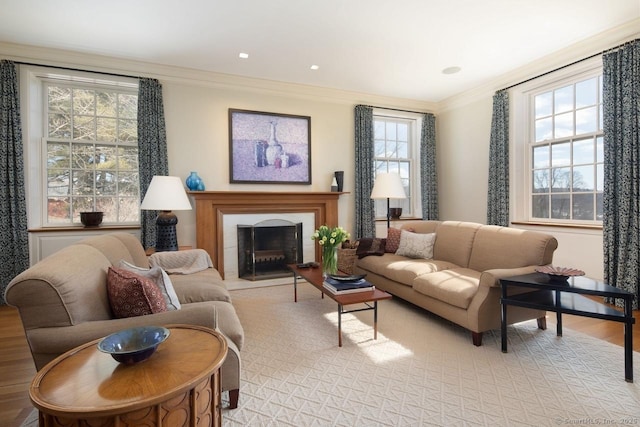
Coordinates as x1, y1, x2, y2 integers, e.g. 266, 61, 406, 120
354, 105, 375, 238
138, 78, 169, 250
0, 61, 29, 305
603, 40, 640, 309
487, 90, 510, 226
420, 113, 438, 220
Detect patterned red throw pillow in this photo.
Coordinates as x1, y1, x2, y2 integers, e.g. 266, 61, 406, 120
107, 267, 167, 318
385, 227, 415, 253
385, 227, 403, 253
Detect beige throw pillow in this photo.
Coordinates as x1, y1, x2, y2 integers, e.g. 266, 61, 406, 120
395, 231, 436, 259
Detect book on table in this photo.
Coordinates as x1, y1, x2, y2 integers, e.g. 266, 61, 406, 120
322, 277, 374, 295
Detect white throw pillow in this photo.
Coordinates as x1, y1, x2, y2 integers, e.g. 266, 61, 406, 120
395, 231, 436, 259
118, 260, 181, 310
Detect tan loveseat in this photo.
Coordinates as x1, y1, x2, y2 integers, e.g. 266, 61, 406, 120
354, 221, 558, 346
5, 232, 244, 408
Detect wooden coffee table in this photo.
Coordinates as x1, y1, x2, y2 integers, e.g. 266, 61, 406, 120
29, 324, 228, 426
288, 264, 392, 347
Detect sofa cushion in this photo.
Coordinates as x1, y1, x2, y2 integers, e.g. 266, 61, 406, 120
357, 254, 459, 285
170, 268, 232, 303
412, 268, 481, 309
356, 238, 386, 258
107, 267, 168, 318
119, 260, 181, 310
468, 225, 558, 272
395, 231, 436, 259
432, 221, 481, 267
385, 227, 403, 253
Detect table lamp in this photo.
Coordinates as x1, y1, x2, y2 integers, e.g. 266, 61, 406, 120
370, 172, 406, 228
140, 175, 192, 251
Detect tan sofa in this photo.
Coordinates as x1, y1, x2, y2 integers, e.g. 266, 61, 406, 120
354, 221, 558, 346
5, 232, 244, 408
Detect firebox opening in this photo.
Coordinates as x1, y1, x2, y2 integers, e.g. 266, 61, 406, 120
237, 219, 303, 281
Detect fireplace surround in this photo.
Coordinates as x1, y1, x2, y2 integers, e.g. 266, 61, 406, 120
237, 219, 302, 280
190, 191, 344, 279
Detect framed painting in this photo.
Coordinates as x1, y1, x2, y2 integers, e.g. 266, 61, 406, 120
229, 109, 311, 184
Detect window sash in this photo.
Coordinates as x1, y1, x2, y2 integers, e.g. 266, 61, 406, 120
525, 70, 603, 225
373, 116, 416, 218
42, 80, 139, 226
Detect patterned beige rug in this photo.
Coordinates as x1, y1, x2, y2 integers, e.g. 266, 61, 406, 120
223, 283, 640, 426
21, 282, 639, 427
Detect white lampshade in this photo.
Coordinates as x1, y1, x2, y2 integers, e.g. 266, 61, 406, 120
370, 173, 406, 199
140, 176, 192, 211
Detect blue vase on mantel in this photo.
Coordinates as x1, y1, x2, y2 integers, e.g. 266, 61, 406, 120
185, 172, 205, 191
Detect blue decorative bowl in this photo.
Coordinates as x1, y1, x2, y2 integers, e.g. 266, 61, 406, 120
98, 326, 170, 365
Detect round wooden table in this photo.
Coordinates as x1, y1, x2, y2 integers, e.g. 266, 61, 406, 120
30, 324, 228, 427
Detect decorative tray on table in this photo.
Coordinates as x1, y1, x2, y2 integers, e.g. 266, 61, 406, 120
535, 266, 585, 282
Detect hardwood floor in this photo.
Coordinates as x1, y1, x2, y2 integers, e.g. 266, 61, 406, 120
1, 303, 638, 427
0, 306, 37, 427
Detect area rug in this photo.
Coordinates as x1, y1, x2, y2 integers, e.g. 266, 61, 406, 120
222, 283, 640, 426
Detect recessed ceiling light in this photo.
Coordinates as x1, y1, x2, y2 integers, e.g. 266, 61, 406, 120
442, 66, 461, 75
310, 65, 319, 70
239, 53, 249, 59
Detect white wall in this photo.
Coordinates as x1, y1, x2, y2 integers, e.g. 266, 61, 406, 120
161, 82, 359, 247
436, 97, 493, 223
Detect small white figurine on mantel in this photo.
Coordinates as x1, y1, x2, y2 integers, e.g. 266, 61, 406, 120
331, 176, 339, 192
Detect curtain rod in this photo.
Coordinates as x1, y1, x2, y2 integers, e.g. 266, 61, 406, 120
12, 60, 140, 80
364, 105, 431, 115
501, 38, 639, 92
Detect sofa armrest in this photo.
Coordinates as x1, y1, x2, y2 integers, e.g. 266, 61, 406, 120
26, 302, 219, 357
479, 265, 539, 288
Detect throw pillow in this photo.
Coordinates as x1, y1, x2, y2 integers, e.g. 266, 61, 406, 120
119, 260, 181, 310
385, 227, 403, 253
107, 267, 167, 318
355, 238, 386, 259
395, 231, 437, 259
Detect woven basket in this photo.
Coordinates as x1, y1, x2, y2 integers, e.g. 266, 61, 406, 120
337, 247, 358, 274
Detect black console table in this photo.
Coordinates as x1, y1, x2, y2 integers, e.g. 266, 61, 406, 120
500, 273, 635, 382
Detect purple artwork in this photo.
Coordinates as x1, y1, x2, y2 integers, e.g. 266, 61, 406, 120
229, 109, 311, 184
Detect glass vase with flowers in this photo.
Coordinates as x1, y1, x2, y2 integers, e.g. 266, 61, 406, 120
311, 225, 350, 277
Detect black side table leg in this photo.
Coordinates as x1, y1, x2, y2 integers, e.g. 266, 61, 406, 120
555, 290, 563, 337
501, 286, 508, 353
624, 297, 634, 383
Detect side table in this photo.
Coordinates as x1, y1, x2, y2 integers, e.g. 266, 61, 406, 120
30, 324, 228, 426
500, 273, 635, 382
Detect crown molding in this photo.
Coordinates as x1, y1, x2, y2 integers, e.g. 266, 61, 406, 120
437, 18, 640, 113
0, 42, 436, 112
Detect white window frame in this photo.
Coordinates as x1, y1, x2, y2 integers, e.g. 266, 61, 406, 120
372, 110, 423, 220
512, 57, 603, 227
21, 66, 139, 228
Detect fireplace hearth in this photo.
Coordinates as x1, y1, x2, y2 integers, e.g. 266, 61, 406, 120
237, 219, 303, 280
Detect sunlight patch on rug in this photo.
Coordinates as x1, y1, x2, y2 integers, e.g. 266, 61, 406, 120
322, 311, 414, 363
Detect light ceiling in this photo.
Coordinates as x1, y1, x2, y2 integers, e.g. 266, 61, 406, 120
1, 0, 638, 102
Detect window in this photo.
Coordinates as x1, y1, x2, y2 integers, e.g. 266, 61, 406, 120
43, 80, 139, 225
373, 115, 418, 218
525, 70, 603, 224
